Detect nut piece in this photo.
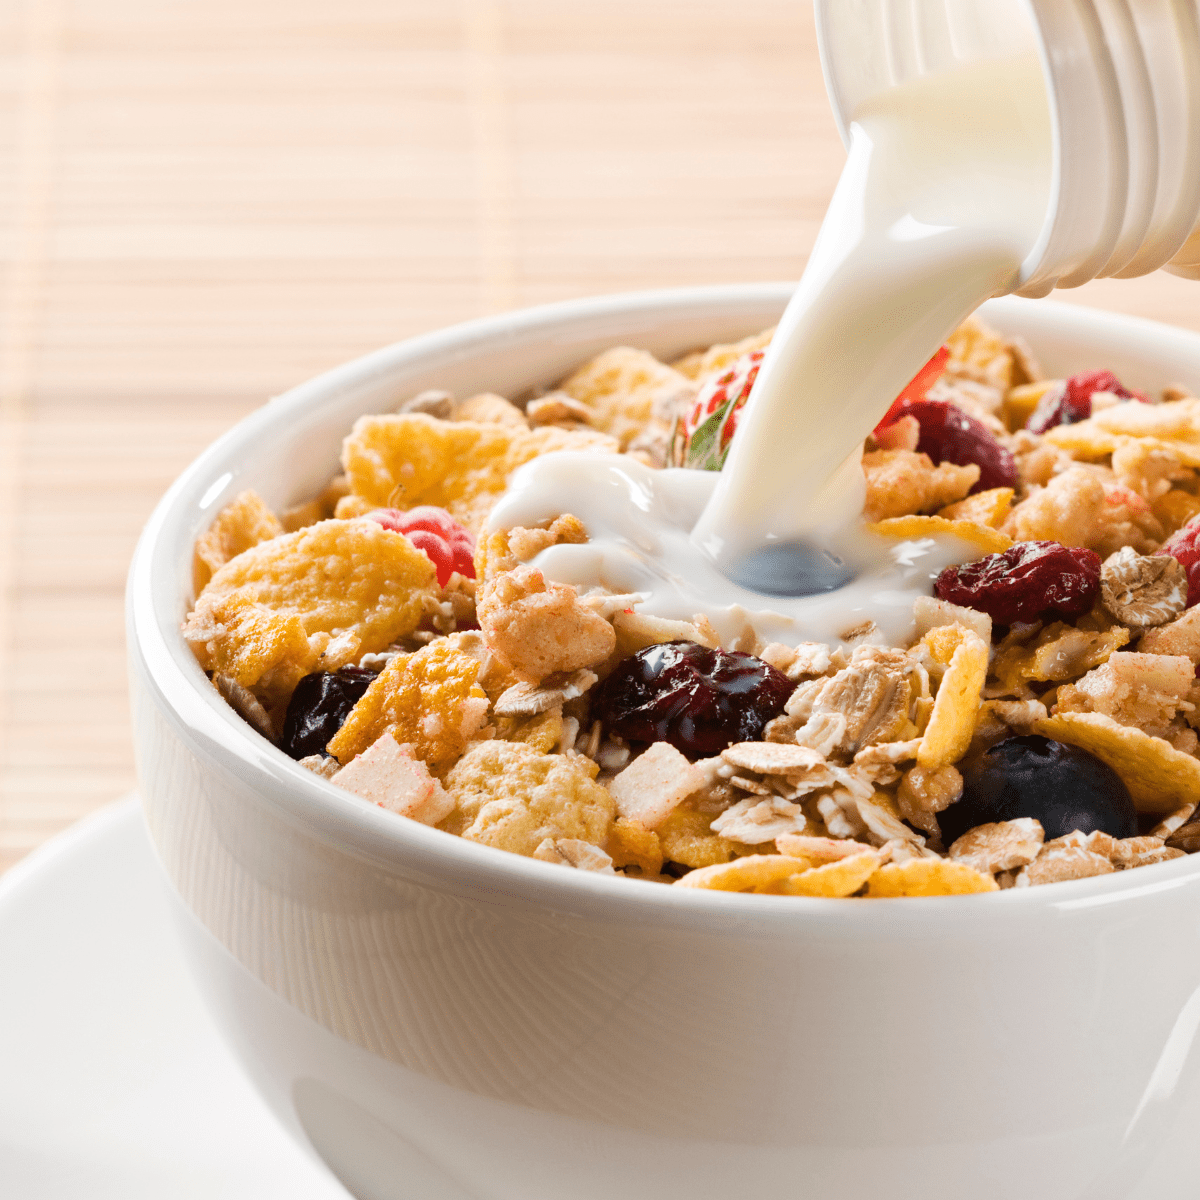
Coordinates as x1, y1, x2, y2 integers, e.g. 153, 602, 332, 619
897, 764, 963, 837
948, 818, 1044, 874
1100, 546, 1187, 628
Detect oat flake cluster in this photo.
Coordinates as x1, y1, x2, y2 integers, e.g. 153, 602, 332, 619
183, 316, 1200, 897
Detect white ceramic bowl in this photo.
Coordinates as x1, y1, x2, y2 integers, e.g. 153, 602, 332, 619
129, 285, 1200, 1200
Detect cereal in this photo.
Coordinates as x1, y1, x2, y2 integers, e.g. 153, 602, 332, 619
1035, 711, 1200, 815
865, 858, 998, 897
327, 635, 489, 768
188, 315, 1200, 898
341, 413, 617, 532
443, 741, 615, 857
194, 490, 284, 593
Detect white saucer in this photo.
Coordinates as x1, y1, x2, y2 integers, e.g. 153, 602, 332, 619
3, 797, 1198, 1200
0, 797, 348, 1200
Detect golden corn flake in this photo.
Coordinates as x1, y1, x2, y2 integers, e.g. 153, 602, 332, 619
607, 816, 665, 875
862, 451, 979, 521
1034, 712, 1200, 816
671, 326, 775, 380
918, 627, 988, 769
341, 413, 617, 532
559, 347, 692, 449
773, 852, 880, 897
1003, 381, 1057, 432
187, 519, 437, 690
865, 858, 998, 897
990, 623, 1130, 696
937, 487, 1014, 529
868, 515, 1013, 555
193, 490, 284, 593
657, 806, 736, 869
673, 853, 811, 892
1153, 488, 1200, 536
328, 635, 487, 768
494, 707, 564, 754
946, 314, 1012, 389
442, 740, 615, 857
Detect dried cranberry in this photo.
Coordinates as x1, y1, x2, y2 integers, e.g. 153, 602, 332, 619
934, 540, 1101, 626
1159, 516, 1200, 608
1026, 369, 1146, 434
591, 641, 793, 758
878, 399, 1017, 494
367, 505, 475, 586
281, 666, 375, 760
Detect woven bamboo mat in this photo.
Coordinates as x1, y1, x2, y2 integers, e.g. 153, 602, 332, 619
2, 0, 1199, 873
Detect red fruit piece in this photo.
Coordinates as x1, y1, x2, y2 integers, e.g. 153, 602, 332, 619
1158, 516, 1200, 608
1026, 369, 1147, 435
682, 349, 766, 471
884, 398, 1017, 494
934, 540, 1101, 626
367, 506, 475, 586
876, 345, 951, 430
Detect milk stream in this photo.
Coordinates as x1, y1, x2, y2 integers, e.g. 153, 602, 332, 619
488, 56, 1054, 648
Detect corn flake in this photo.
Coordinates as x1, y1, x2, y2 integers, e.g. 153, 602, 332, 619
865, 858, 998, 897
671, 327, 775, 380
867, 515, 1013, 554
328, 635, 487, 768
1034, 712, 1200, 815
937, 487, 1014, 529
918, 627, 988, 769
193, 489, 284, 593
342, 413, 617, 532
607, 816, 664, 875
673, 853, 812, 892
773, 851, 880, 897
442, 740, 615, 857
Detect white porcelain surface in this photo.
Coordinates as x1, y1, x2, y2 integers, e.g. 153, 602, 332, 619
128, 284, 1200, 1200
0, 798, 347, 1200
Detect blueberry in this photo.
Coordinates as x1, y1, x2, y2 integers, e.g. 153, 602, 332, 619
280, 666, 376, 760
590, 640, 793, 758
939, 734, 1137, 846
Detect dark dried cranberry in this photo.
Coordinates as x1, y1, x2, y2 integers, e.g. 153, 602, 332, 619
880, 398, 1017, 493
1026, 369, 1145, 434
281, 666, 375, 759
940, 735, 1136, 846
934, 540, 1101, 626
1158, 516, 1200, 608
591, 641, 792, 758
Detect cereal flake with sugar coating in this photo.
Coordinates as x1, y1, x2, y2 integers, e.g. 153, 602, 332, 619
342, 413, 617, 533
867, 514, 1012, 554
327, 634, 488, 768
671, 326, 775, 380
862, 450, 979, 521
865, 858, 998, 897
918, 626, 988, 769
673, 853, 815, 893
193, 489, 284, 593
184, 519, 438, 693
442, 740, 615, 857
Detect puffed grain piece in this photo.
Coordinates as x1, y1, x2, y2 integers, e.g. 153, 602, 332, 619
478, 564, 616, 683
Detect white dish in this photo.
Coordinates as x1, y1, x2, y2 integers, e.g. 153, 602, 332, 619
128, 285, 1200, 1200
0, 798, 348, 1200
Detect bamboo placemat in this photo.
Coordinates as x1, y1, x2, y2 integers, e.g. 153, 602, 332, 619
2, 0, 1199, 874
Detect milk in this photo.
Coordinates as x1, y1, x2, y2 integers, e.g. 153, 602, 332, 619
487, 56, 1053, 648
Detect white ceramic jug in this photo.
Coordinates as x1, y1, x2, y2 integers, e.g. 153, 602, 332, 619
815, 0, 1200, 293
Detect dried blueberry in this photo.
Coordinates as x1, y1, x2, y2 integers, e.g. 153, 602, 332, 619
934, 540, 1101, 626
939, 734, 1137, 846
590, 640, 793, 758
281, 666, 376, 760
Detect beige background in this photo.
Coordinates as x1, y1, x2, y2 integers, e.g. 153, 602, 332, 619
2, 0, 1199, 873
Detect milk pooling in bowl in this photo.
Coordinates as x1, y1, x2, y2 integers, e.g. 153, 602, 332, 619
490, 51, 1054, 648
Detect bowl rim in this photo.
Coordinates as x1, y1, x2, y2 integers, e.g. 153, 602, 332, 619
127, 282, 1200, 928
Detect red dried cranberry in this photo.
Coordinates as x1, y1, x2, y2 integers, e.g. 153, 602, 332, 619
281, 666, 375, 759
934, 540, 1101, 626
1026, 369, 1146, 434
881, 398, 1017, 494
591, 641, 793, 758
367, 505, 475, 586
1159, 516, 1200, 608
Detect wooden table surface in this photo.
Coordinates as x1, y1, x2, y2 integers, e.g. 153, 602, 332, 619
3, 0, 1200, 873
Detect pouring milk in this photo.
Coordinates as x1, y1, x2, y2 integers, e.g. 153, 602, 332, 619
486, 53, 1053, 648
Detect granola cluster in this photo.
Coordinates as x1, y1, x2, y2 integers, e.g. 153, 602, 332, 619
183, 316, 1200, 897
